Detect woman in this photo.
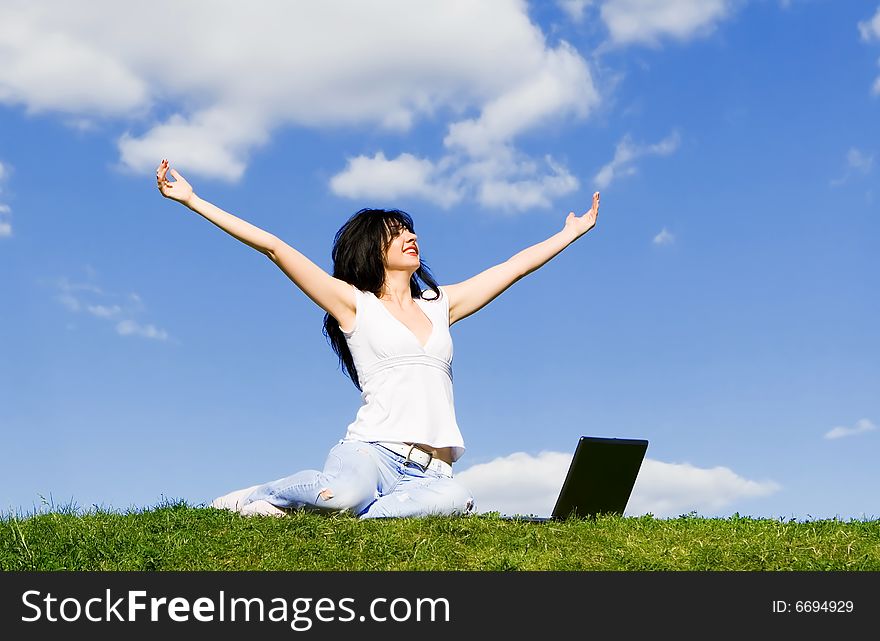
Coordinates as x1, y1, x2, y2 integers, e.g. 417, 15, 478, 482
155, 159, 600, 519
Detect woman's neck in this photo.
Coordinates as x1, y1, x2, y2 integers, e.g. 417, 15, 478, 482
380, 270, 413, 304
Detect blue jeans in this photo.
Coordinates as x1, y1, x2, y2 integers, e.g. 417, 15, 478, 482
243, 440, 474, 519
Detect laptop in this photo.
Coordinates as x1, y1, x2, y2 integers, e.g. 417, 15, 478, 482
506, 436, 649, 522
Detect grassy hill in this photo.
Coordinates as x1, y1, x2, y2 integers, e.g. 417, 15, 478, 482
2, 501, 878, 571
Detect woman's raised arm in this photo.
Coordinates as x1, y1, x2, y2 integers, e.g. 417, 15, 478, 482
155, 160, 355, 327
443, 191, 600, 325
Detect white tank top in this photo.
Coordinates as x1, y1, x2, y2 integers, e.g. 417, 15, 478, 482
341, 286, 465, 462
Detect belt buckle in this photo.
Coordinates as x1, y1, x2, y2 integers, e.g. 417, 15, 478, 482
406, 444, 433, 471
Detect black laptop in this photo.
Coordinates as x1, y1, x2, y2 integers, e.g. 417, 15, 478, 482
507, 436, 649, 522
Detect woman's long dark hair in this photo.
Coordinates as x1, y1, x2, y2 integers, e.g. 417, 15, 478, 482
322, 208, 440, 390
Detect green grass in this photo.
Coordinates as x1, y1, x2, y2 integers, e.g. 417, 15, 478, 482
2, 501, 878, 571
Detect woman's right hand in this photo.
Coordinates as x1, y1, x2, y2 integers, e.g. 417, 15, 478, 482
156, 159, 194, 205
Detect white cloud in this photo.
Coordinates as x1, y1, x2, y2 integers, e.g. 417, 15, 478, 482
594, 131, 680, 189
0, 10, 148, 116
443, 42, 595, 156
653, 227, 675, 245
0, 1, 598, 211
56, 277, 101, 312
468, 151, 580, 211
455, 450, 780, 518
559, 0, 594, 23
847, 147, 875, 173
0, 161, 10, 238
599, 0, 735, 46
859, 10, 880, 94
0, 207, 10, 238
455, 451, 573, 518
475, 158, 579, 210
331, 149, 580, 212
831, 147, 875, 186
824, 418, 877, 440
116, 320, 169, 341
330, 152, 461, 208
858, 8, 880, 42
626, 459, 780, 517
55, 274, 169, 341
331, 38, 594, 211
118, 109, 264, 183
86, 304, 123, 319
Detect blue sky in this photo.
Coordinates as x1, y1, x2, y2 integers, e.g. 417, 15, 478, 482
1, 0, 877, 521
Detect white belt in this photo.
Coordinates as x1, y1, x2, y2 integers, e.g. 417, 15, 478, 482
376, 442, 452, 476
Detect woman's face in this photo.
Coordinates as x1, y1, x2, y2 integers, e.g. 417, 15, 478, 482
383, 223, 420, 273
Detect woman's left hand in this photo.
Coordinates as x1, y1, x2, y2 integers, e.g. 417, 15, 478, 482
563, 191, 600, 238
156, 159, 195, 206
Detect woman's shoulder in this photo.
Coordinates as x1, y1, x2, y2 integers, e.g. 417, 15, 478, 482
351, 285, 379, 300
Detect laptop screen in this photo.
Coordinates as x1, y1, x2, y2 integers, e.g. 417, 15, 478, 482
551, 436, 649, 520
